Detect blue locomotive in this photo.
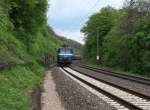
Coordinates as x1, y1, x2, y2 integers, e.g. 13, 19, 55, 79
57, 46, 73, 65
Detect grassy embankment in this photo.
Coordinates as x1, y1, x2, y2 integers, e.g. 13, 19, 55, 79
0, 0, 60, 109
0, 63, 45, 110
0, 0, 82, 109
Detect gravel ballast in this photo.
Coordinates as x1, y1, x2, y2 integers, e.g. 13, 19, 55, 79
51, 67, 117, 110
71, 65, 150, 97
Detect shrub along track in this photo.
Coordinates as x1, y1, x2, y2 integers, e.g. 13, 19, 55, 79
0, 62, 46, 110
62, 65, 150, 110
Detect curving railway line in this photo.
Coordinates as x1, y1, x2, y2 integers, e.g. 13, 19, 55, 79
70, 64, 150, 99
72, 63, 150, 86
59, 65, 150, 110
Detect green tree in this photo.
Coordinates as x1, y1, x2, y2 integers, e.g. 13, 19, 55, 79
81, 6, 118, 63
8, 0, 47, 50
82, 0, 150, 74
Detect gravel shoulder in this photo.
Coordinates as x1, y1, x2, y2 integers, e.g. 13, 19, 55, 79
52, 67, 116, 110
41, 70, 64, 110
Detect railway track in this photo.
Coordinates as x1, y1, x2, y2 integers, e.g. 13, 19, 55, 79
72, 63, 150, 86
61, 67, 150, 110
70, 64, 150, 99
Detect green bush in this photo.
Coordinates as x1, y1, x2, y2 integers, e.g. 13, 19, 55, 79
0, 63, 45, 110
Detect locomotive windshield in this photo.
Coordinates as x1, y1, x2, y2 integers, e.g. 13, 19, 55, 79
59, 48, 72, 54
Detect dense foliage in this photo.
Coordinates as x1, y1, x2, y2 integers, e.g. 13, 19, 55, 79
0, 0, 60, 109
0, 64, 45, 110
0, 0, 82, 109
0, 0, 60, 65
81, 0, 150, 74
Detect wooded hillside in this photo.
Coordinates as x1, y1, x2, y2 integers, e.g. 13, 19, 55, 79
81, 0, 150, 74
0, 0, 61, 65
47, 26, 82, 55
0, 0, 60, 109
0, 1, 82, 108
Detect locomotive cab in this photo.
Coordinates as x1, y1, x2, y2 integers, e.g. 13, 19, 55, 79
57, 47, 73, 66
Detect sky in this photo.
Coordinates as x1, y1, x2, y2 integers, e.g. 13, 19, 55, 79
47, 0, 124, 44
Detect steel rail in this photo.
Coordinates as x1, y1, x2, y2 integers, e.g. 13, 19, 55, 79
62, 67, 144, 110
72, 63, 150, 86
69, 65, 150, 101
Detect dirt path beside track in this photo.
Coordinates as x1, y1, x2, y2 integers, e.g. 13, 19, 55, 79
41, 70, 64, 110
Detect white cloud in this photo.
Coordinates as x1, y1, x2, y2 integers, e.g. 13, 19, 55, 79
47, 0, 124, 20
55, 29, 85, 44
47, 0, 96, 19
47, 0, 124, 43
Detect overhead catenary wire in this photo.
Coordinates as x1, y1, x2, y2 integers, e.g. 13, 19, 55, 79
78, 0, 100, 26
70, 0, 100, 30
